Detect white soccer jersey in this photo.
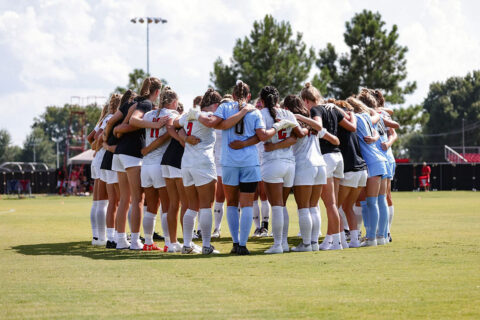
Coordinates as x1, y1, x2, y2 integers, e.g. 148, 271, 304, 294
179, 111, 216, 169
143, 108, 178, 165
260, 107, 299, 164
214, 129, 222, 166
100, 114, 113, 130
292, 132, 326, 167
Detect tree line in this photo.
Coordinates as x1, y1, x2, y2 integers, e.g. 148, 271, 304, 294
1, 10, 479, 167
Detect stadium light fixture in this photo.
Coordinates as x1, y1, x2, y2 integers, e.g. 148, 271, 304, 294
130, 16, 168, 74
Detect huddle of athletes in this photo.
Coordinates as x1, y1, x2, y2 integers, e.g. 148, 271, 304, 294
88, 77, 398, 255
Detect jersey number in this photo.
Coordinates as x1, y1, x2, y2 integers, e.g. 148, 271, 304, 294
186, 122, 193, 136
150, 118, 160, 138
277, 129, 287, 140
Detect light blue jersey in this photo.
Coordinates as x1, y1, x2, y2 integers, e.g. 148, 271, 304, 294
375, 118, 395, 163
355, 113, 387, 166
213, 101, 265, 167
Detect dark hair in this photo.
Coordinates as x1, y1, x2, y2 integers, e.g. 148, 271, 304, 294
200, 88, 222, 109
139, 77, 162, 99
357, 89, 378, 109
283, 95, 314, 132
177, 102, 184, 114
120, 89, 135, 107
159, 86, 178, 108
193, 96, 203, 108
260, 86, 280, 120
300, 82, 322, 104
232, 80, 250, 107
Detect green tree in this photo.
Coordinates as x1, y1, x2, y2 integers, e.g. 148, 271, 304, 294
0, 129, 22, 163
20, 127, 56, 167
210, 14, 315, 97
114, 69, 168, 94
391, 104, 429, 158
414, 70, 480, 161
315, 10, 416, 103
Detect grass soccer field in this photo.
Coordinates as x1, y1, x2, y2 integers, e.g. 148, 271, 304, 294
0, 192, 479, 319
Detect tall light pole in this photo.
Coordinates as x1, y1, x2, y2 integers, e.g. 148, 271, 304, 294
130, 17, 167, 75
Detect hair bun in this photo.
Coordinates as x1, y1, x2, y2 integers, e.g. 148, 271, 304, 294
305, 82, 311, 88
236, 80, 243, 85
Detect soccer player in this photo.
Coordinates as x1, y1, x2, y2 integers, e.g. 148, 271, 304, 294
350, 95, 386, 247
300, 83, 356, 250
87, 103, 109, 246
281, 95, 338, 251
176, 88, 223, 254
110, 77, 163, 249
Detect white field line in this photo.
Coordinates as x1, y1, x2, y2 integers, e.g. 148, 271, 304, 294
0, 209, 15, 214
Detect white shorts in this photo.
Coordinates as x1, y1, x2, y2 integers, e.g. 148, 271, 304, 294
294, 165, 327, 186
112, 154, 142, 172
101, 170, 118, 184
261, 160, 295, 187
182, 166, 217, 187
340, 170, 368, 188
216, 164, 223, 178
161, 165, 182, 179
91, 164, 100, 180
323, 152, 344, 179
141, 164, 166, 188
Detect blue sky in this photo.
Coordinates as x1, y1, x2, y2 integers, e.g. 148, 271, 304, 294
1, 0, 479, 145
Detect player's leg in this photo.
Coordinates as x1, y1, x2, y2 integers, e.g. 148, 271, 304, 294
182, 183, 200, 254
142, 186, 161, 250
90, 179, 99, 245
252, 187, 261, 236
197, 179, 218, 254
95, 179, 108, 245
292, 185, 313, 252
115, 171, 131, 249
258, 181, 270, 236
105, 182, 119, 248
213, 176, 225, 238
165, 177, 181, 252
264, 181, 285, 254
125, 166, 144, 250
377, 177, 389, 245
364, 176, 381, 246
386, 178, 394, 242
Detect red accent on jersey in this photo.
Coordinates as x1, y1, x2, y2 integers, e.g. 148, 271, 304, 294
150, 118, 160, 138
277, 129, 287, 140
186, 122, 193, 136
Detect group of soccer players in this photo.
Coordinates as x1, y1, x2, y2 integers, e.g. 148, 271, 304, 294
87, 77, 398, 255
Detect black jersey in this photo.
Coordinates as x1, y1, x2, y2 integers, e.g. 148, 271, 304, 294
310, 105, 344, 154
337, 108, 367, 172
161, 138, 184, 169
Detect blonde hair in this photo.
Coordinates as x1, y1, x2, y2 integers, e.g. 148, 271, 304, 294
346, 97, 370, 114
333, 99, 354, 111
139, 77, 163, 98
357, 89, 378, 109
96, 103, 109, 127
108, 94, 121, 114
300, 82, 323, 104
232, 80, 250, 108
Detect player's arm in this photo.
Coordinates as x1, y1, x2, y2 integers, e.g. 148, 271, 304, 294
381, 128, 397, 151
364, 129, 380, 144
339, 110, 356, 132
166, 116, 184, 146
382, 117, 400, 129
322, 131, 340, 146
103, 110, 123, 140
87, 129, 96, 145
141, 132, 171, 156
197, 114, 223, 128
228, 135, 260, 150
295, 114, 323, 131
102, 142, 116, 153
129, 110, 168, 129
263, 136, 297, 152
292, 125, 306, 139
369, 109, 381, 125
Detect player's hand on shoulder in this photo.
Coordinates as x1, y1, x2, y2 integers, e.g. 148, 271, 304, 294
186, 108, 200, 121
185, 135, 201, 146
241, 103, 256, 113
263, 142, 276, 152
364, 136, 375, 144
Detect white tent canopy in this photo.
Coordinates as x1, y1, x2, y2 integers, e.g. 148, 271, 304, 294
67, 149, 95, 165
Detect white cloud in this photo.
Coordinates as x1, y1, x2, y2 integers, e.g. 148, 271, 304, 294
0, 0, 480, 145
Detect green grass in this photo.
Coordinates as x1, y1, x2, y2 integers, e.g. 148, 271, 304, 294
0, 192, 479, 319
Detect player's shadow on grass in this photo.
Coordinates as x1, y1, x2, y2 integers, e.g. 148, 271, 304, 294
10, 236, 313, 260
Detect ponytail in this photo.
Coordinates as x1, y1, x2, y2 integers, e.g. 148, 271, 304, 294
200, 88, 222, 109
232, 80, 250, 108
260, 86, 279, 120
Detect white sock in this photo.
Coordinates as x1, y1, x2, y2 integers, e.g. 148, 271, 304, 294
96, 200, 108, 241
317, 204, 322, 236
298, 208, 312, 245
261, 200, 270, 225
253, 200, 261, 229
214, 201, 224, 230
310, 206, 321, 244
90, 201, 98, 239
321, 234, 332, 246
183, 209, 197, 247
282, 206, 289, 245
332, 233, 341, 247
350, 229, 359, 243
353, 205, 363, 232
271, 206, 284, 246
388, 206, 394, 233
161, 212, 170, 245
127, 204, 133, 233
116, 232, 127, 244
340, 231, 349, 248
199, 208, 212, 248
131, 232, 139, 243
339, 207, 349, 231
107, 228, 115, 242
143, 211, 157, 245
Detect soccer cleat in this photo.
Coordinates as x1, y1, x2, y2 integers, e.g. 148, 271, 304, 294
202, 245, 220, 255
282, 242, 290, 252
143, 243, 162, 251
344, 229, 351, 241
230, 243, 239, 254
182, 246, 195, 254
341, 239, 349, 249
376, 237, 387, 245
91, 237, 98, 245
319, 241, 333, 251
291, 243, 313, 252
129, 239, 144, 250
237, 245, 250, 255
264, 244, 283, 254
259, 227, 269, 237
253, 228, 261, 237
196, 230, 203, 239
92, 239, 107, 246
167, 242, 182, 253
348, 239, 361, 248
153, 232, 164, 241
311, 242, 319, 251
106, 240, 117, 249
211, 228, 221, 238
329, 241, 343, 250
191, 243, 202, 253
361, 239, 378, 247
388, 233, 393, 242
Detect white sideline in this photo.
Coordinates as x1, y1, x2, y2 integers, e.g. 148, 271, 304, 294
0, 209, 15, 214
